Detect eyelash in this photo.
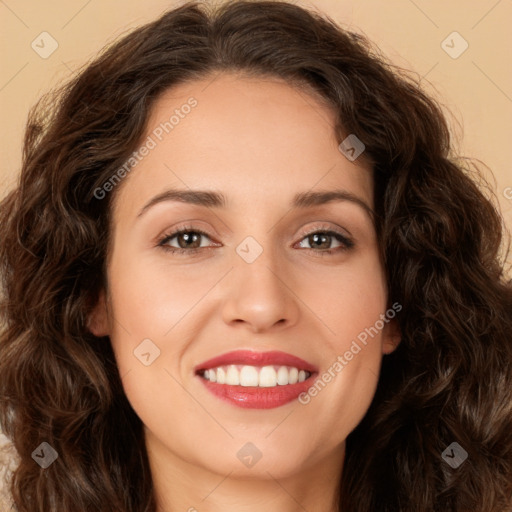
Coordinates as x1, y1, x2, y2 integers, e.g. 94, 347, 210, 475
156, 224, 355, 257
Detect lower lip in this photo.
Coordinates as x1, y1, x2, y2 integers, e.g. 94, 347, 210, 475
198, 375, 316, 409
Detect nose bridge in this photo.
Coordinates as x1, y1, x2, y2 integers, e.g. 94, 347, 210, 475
221, 233, 299, 331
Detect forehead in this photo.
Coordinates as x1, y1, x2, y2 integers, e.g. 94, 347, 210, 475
111, 73, 373, 220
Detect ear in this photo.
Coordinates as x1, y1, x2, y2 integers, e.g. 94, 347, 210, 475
87, 289, 110, 337
382, 317, 401, 355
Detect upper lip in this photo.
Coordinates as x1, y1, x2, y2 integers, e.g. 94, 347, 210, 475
194, 350, 318, 373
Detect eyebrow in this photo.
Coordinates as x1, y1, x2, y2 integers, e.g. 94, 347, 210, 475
137, 188, 375, 222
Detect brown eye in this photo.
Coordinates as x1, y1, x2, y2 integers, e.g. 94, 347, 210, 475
173, 231, 203, 249
158, 228, 216, 254
298, 230, 354, 252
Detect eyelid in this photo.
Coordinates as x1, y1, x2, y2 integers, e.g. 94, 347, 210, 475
296, 222, 352, 240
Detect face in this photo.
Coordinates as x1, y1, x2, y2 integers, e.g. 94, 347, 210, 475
89, 72, 400, 482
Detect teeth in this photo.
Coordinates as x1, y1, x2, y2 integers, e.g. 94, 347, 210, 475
276, 366, 289, 385
216, 367, 226, 384
226, 365, 240, 385
288, 367, 299, 384
259, 366, 277, 387
201, 365, 312, 387
239, 365, 259, 387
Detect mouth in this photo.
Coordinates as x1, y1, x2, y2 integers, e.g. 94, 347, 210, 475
194, 350, 318, 409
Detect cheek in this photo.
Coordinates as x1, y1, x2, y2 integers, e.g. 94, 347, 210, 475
107, 252, 224, 338
296, 252, 388, 343
295, 257, 387, 427
104, 253, 229, 403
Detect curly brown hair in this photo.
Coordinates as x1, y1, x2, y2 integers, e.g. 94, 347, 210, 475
1, 1, 511, 511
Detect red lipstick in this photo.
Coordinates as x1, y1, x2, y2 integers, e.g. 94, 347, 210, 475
195, 350, 318, 409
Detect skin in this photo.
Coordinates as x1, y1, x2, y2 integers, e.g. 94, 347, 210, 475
89, 72, 401, 512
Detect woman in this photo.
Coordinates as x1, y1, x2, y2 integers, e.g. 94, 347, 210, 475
1, 1, 511, 511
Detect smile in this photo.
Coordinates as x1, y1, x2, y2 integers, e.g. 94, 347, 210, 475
195, 350, 318, 409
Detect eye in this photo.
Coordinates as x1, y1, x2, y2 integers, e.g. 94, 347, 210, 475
296, 229, 354, 255
156, 225, 355, 256
157, 226, 218, 255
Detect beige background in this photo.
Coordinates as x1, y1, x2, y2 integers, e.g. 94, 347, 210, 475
1, 0, 511, 271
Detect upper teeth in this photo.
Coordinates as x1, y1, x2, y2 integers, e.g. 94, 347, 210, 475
202, 365, 311, 387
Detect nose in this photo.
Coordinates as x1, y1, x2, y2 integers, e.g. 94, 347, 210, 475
220, 245, 300, 334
